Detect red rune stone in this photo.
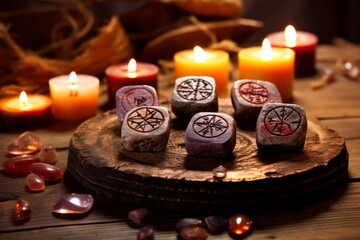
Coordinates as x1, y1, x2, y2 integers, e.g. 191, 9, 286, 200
116, 85, 158, 123
256, 103, 307, 153
231, 80, 282, 121
12, 199, 31, 223
128, 208, 149, 225
3, 155, 39, 177
7, 131, 42, 155
121, 106, 171, 152
228, 214, 253, 238
185, 112, 236, 158
38, 145, 58, 164
29, 163, 63, 182
180, 226, 208, 240
26, 173, 45, 192
53, 193, 94, 215
171, 76, 218, 119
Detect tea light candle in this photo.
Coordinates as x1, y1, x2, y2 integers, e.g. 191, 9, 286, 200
174, 46, 229, 98
105, 59, 158, 107
0, 91, 52, 130
49, 71, 99, 121
267, 25, 318, 76
238, 38, 295, 102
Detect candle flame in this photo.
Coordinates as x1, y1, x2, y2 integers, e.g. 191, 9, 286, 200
127, 58, 137, 78
69, 71, 78, 86
262, 38, 272, 61
285, 25, 297, 47
194, 46, 206, 63
19, 91, 32, 109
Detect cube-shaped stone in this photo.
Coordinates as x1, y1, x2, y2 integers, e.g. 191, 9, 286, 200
185, 112, 236, 158
121, 106, 171, 152
116, 85, 158, 123
256, 103, 307, 153
172, 76, 218, 119
231, 80, 282, 120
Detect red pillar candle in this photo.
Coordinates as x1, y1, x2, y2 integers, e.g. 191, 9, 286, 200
105, 59, 158, 107
0, 91, 52, 130
267, 25, 318, 77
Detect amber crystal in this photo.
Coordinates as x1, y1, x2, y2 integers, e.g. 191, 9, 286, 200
137, 226, 155, 240
3, 155, 39, 177
228, 214, 253, 238
26, 173, 45, 192
212, 165, 227, 180
38, 145, 58, 164
180, 226, 208, 240
30, 163, 63, 182
7, 131, 42, 155
12, 199, 31, 223
128, 208, 149, 225
53, 193, 93, 215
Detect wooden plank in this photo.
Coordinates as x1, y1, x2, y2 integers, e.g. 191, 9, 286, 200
346, 139, 360, 180
320, 117, 360, 140
1, 182, 360, 240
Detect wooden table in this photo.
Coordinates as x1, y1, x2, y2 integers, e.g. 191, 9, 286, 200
1, 45, 360, 239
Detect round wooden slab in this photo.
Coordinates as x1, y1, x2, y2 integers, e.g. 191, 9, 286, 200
67, 102, 348, 213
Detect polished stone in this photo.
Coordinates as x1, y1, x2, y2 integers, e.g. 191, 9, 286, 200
26, 173, 45, 192
185, 112, 236, 158
231, 80, 282, 121
212, 165, 227, 180
3, 155, 39, 177
128, 208, 149, 225
53, 193, 93, 215
116, 85, 158, 123
137, 226, 155, 240
38, 145, 58, 164
175, 218, 203, 233
172, 76, 218, 119
30, 163, 63, 182
7, 131, 42, 155
204, 216, 227, 235
228, 214, 253, 238
256, 103, 307, 152
121, 106, 171, 152
12, 199, 31, 223
180, 226, 208, 240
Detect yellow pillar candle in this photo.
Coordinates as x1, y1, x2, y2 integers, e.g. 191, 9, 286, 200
174, 46, 229, 98
49, 71, 99, 121
238, 39, 295, 102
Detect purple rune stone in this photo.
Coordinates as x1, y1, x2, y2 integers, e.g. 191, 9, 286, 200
171, 76, 218, 119
128, 208, 149, 225
121, 106, 171, 152
53, 193, 93, 215
256, 103, 307, 153
7, 131, 42, 155
116, 85, 158, 123
185, 112, 236, 158
137, 226, 155, 240
175, 218, 203, 233
180, 226, 208, 240
204, 216, 227, 235
231, 79, 282, 121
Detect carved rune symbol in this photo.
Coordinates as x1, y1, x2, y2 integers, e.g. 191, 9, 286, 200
127, 107, 164, 133
192, 114, 229, 138
239, 82, 269, 104
264, 106, 301, 136
121, 88, 154, 111
134, 97, 147, 106
177, 78, 213, 101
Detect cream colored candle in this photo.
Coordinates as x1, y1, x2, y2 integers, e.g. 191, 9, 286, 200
49, 71, 99, 121
174, 46, 229, 98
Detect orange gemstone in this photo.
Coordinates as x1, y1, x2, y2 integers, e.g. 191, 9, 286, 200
228, 214, 253, 238
26, 173, 45, 192
30, 163, 63, 182
3, 155, 39, 177
12, 199, 31, 224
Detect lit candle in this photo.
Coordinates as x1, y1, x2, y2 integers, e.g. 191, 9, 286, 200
49, 71, 99, 121
267, 25, 318, 76
0, 91, 52, 130
174, 46, 229, 98
105, 59, 158, 107
238, 38, 295, 102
